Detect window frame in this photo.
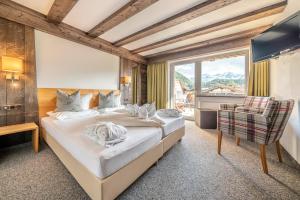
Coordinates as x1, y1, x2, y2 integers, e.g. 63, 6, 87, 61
198, 50, 249, 97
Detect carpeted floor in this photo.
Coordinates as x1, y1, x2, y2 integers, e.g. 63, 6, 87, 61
0, 121, 300, 200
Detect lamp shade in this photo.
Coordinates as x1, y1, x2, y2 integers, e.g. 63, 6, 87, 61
1, 56, 24, 73
120, 76, 132, 84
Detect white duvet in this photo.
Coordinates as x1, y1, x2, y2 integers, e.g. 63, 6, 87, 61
41, 114, 162, 179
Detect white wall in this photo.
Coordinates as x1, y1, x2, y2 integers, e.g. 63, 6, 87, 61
270, 0, 300, 163
270, 52, 300, 164
35, 30, 120, 89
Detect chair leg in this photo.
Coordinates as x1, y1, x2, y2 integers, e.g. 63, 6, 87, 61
259, 144, 268, 174
217, 131, 222, 155
275, 141, 283, 163
236, 137, 240, 146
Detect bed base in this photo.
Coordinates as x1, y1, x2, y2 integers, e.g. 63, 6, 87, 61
42, 128, 163, 200
41, 126, 185, 200
162, 126, 185, 153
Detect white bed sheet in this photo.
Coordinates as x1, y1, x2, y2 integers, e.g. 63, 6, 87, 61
160, 116, 185, 137
41, 115, 162, 179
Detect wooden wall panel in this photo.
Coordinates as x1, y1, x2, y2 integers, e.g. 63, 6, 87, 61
0, 18, 38, 148
24, 26, 38, 124
119, 57, 147, 105
5, 21, 25, 125
0, 18, 7, 126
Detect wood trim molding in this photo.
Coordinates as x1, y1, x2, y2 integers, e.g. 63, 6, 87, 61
146, 25, 271, 58
132, 1, 287, 54
114, 0, 240, 46
147, 37, 252, 63
88, 0, 158, 37
47, 0, 79, 23
0, 0, 146, 64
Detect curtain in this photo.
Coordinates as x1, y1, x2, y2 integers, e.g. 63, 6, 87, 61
131, 67, 139, 104
248, 60, 270, 96
147, 62, 168, 109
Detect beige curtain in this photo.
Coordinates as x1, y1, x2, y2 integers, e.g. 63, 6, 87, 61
131, 67, 139, 104
147, 62, 168, 109
248, 60, 270, 96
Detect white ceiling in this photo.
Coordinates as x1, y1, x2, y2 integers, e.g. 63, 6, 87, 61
12, 0, 55, 14
11, 0, 286, 57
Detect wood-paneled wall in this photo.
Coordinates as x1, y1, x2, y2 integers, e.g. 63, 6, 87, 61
119, 57, 147, 105
0, 18, 38, 148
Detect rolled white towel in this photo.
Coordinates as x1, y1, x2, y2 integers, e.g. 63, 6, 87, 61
85, 122, 127, 147
150, 113, 166, 125
157, 109, 182, 118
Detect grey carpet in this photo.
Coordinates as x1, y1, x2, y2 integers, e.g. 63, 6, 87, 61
0, 121, 300, 200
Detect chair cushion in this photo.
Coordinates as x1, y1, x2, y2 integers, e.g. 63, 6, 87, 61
235, 106, 265, 114
243, 96, 273, 109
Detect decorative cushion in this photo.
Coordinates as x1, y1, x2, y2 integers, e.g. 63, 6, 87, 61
56, 90, 82, 112
81, 94, 93, 110
235, 106, 265, 114
243, 96, 273, 109
98, 91, 120, 109
126, 104, 139, 117
138, 105, 148, 119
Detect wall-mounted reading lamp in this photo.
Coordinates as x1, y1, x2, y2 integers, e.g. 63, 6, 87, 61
120, 76, 132, 86
1, 56, 24, 82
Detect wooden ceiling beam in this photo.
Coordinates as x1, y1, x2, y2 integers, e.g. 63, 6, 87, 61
47, 0, 79, 23
88, 0, 159, 37
146, 25, 271, 58
132, 1, 287, 54
114, 0, 240, 46
147, 37, 252, 63
0, 0, 146, 64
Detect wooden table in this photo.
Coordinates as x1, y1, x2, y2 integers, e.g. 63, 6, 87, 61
0, 123, 39, 153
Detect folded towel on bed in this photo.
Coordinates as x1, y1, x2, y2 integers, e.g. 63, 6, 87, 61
85, 122, 127, 147
157, 109, 182, 118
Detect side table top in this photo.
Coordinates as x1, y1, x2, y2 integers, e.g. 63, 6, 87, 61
0, 123, 38, 136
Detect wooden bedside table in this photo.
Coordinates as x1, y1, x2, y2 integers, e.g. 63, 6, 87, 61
0, 123, 39, 153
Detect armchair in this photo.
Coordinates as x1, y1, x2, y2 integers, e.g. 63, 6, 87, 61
217, 99, 294, 174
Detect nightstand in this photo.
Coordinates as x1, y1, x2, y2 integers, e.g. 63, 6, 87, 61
0, 123, 39, 153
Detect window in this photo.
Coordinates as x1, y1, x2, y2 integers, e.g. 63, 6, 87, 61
170, 62, 195, 120
200, 55, 247, 96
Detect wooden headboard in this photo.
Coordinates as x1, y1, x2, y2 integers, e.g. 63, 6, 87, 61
37, 88, 120, 118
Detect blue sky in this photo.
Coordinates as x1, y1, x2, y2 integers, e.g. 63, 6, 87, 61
202, 56, 245, 75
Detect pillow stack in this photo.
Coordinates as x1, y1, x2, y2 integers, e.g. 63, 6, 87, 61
126, 102, 156, 119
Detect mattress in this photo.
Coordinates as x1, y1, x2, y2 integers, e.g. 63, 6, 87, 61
160, 116, 185, 137
41, 116, 162, 179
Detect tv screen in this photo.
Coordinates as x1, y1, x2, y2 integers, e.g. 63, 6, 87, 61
251, 11, 300, 62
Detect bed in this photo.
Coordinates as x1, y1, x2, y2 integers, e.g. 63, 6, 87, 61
38, 88, 185, 200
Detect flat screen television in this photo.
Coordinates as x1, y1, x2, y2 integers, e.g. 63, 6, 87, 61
251, 11, 300, 62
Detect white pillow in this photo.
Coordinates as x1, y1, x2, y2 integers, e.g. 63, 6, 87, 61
138, 106, 148, 119
46, 110, 98, 120
126, 104, 139, 117
81, 94, 93, 110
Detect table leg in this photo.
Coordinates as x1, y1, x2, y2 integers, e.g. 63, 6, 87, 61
32, 127, 39, 153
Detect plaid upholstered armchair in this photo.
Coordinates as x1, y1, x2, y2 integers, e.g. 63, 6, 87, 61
217, 99, 294, 174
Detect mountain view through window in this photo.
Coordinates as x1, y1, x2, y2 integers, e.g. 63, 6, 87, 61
201, 56, 246, 96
